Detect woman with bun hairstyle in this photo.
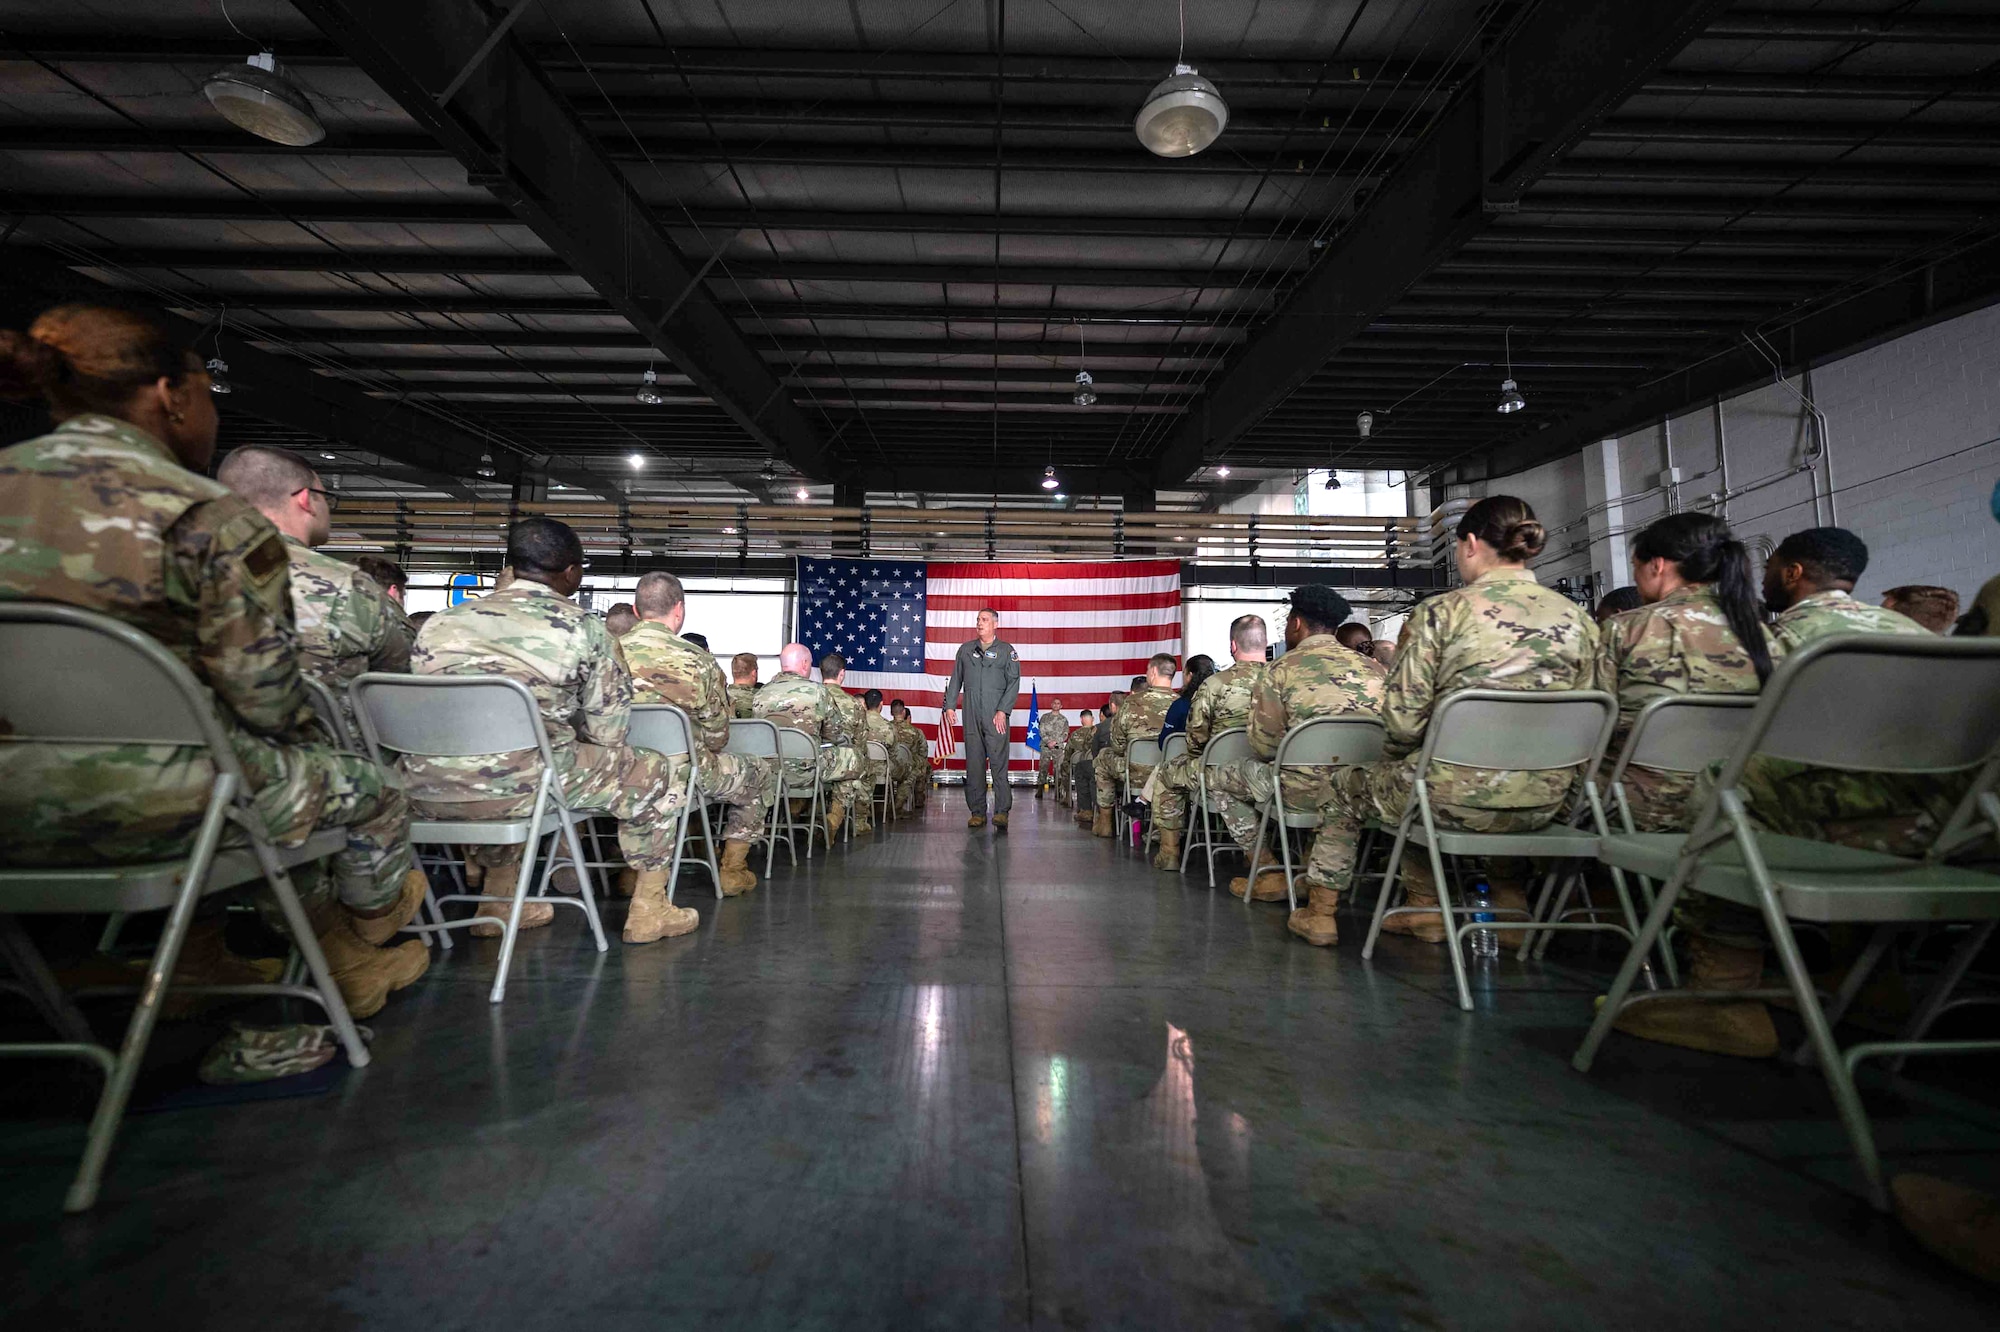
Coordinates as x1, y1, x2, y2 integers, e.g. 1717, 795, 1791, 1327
0, 304, 430, 1020
1304, 495, 1598, 947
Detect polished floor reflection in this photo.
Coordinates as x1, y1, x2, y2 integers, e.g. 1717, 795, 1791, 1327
4, 796, 1997, 1328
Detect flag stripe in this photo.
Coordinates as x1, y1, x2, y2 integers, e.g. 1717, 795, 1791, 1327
926, 609, 1182, 631
928, 590, 1184, 614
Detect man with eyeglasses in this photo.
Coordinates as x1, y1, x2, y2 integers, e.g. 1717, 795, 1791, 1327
217, 447, 413, 736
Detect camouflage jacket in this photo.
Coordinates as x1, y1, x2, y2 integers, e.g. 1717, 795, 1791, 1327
1037, 709, 1070, 747
1772, 589, 1930, 652
829, 685, 871, 762
1110, 684, 1174, 762
1068, 721, 1095, 754
892, 717, 928, 763
727, 681, 758, 719
283, 535, 411, 695
1598, 584, 1767, 730
621, 619, 732, 755
1188, 659, 1268, 759
752, 671, 851, 747
407, 580, 630, 803
1244, 638, 1380, 761
863, 708, 897, 757
1387, 566, 1598, 809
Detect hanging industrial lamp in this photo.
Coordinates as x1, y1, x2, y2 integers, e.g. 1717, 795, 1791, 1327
203, 52, 326, 147
1496, 328, 1526, 414
205, 356, 233, 395
476, 451, 497, 479
636, 367, 665, 406
1072, 371, 1096, 407
1041, 465, 1061, 491
1135, 0, 1228, 157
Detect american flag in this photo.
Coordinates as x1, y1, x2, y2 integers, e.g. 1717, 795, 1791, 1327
797, 557, 1184, 775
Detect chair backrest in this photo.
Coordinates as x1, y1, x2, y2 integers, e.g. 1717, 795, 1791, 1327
0, 603, 236, 772
1421, 690, 1616, 773
1126, 738, 1162, 767
776, 726, 820, 764
1272, 716, 1387, 769
1160, 733, 1189, 765
628, 703, 696, 759
727, 717, 780, 757
866, 740, 890, 761
350, 673, 552, 767
1729, 636, 2000, 776
1609, 694, 1758, 780
1201, 726, 1253, 767
301, 676, 352, 749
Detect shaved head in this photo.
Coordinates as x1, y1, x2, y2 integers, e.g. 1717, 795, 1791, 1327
216, 445, 314, 509
633, 571, 685, 619
779, 642, 813, 674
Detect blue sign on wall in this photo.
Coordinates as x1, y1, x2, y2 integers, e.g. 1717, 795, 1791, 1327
447, 572, 483, 606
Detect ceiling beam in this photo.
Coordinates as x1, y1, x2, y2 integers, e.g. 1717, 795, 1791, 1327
1149, 0, 1740, 487
288, 0, 827, 480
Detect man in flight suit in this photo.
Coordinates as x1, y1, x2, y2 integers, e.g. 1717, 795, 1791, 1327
941, 607, 1021, 829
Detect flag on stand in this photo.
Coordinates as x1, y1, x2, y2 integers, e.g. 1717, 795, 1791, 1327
797, 557, 1183, 777
1025, 684, 1042, 753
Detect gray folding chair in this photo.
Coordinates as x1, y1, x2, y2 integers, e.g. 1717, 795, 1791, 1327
628, 704, 722, 900
1143, 732, 1189, 858
301, 675, 355, 750
1119, 737, 1162, 844
350, 674, 608, 1005
0, 605, 368, 1212
771, 726, 829, 861
867, 739, 895, 828
1574, 636, 2000, 1211
1360, 690, 1619, 1013
727, 719, 784, 868
1181, 727, 1253, 887
1250, 717, 1388, 909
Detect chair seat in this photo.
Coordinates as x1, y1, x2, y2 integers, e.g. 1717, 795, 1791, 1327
1411, 822, 1598, 857
411, 805, 602, 846
0, 827, 349, 914
1600, 832, 2000, 922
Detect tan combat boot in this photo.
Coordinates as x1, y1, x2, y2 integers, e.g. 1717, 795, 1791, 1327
1073, 807, 1093, 826
826, 801, 847, 840
307, 900, 429, 1020
1091, 809, 1114, 838
718, 840, 758, 896
1610, 936, 1778, 1058
350, 867, 430, 946
1227, 852, 1289, 901
1287, 886, 1342, 946
468, 863, 556, 938
1151, 829, 1182, 872
1893, 1174, 2000, 1286
623, 868, 699, 944
993, 812, 1008, 830
1380, 884, 1448, 943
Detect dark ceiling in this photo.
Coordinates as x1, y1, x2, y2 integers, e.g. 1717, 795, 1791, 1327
3, 0, 1998, 503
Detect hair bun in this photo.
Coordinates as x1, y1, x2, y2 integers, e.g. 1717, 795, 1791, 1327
0, 329, 62, 403
1499, 519, 1546, 560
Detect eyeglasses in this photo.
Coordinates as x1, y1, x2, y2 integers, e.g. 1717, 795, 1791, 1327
294, 486, 340, 512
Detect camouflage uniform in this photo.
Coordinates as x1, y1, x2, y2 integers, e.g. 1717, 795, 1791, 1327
1036, 707, 1069, 793
752, 671, 858, 798
282, 535, 412, 739
1331, 568, 1597, 899
862, 707, 901, 816
891, 717, 930, 809
621, 620, 773, 842
1095, 684, 1174, 810
407, 583, 686, 872
1155, 661, 1267, 833
1204, 640, 1382, 887
0, 414, 414, 912
727, 681, 758, 720
1597, 585, 1768, 832
826, 685, 876, 825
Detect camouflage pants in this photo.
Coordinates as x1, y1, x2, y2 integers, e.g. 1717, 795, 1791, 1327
892, 747, 927, 809
1205, 758, 1356, 890
697, 750, 773, 842
414, 742, 688, 873
0, 733, 415, 914
1037, 743, 1066, 789
1095, 749, 1154, 811
1152, 750, 1199, 831
835, 754, 886, 824
1331, 761, 1563, 898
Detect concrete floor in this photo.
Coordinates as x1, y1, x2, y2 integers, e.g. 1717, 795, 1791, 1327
3, 794, 1998, 1328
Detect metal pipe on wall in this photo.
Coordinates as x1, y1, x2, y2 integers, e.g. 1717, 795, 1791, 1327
1711, 397, 1730, 521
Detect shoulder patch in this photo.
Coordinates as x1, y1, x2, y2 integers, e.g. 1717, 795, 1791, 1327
244, 532, 288, 584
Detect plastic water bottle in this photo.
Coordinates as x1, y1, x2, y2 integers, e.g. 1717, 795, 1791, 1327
1469, 880, 1499, 959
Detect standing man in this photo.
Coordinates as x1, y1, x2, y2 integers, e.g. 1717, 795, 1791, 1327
1093, 658, 1178, 838
1036, 696, 1070, 801
214, 446, 413, 736
942, 607, 1021, 829
728, 652, 760, 718
621, 571, 769, 895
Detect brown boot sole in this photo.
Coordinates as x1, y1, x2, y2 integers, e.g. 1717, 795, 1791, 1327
624, 911, 700, 944
1380, 915, 1447, 944
1609, 997, 1780, 1059
1287, 911, 1339, 946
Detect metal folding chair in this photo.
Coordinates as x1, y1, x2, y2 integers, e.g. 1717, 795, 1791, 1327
727, 719, 784, 867
350, 674, 609, 1005
628, 704, 722, 899
867, 739, 894, 828
770, 726, 829, 861
1360, 690, 1619, 1012
1179, 727, 1252, 887
1143, 732, 1189, 857
0, 605, 368, 1212
1574, 636, 2000, 1211
1249, 717, 1388, 909
301, 675, 355, 750
1119, 737, 1162, 844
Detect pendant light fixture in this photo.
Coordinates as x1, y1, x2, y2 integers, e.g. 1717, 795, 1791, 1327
203, 51, 326, 146
204, 307, 232, 394
1071, 325, 1095, 406
636, 366, 665, 406
1041, 465, 1060, 491
1135, 0, 1229, 158
1496, 327, 1526, 414
476, 451, 497, 478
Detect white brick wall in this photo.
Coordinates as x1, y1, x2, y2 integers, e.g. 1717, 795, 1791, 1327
1456, 302, 2000, 608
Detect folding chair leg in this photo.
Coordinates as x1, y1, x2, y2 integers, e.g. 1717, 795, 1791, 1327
1521, 867, 1566, 961
0, 915, 96, 1045
489, 776, 552, 1005
1360, 815, 1416, 959
1277, 813, 1299, 912
1431, 833, 1475, 1012
1574, 861, 1688, 1073
1890, 921, 1997, 1073
96, 911, 127, 954
561, 817, 609, 953
1249, 803, 1272, 908
250, 838, 370, 1071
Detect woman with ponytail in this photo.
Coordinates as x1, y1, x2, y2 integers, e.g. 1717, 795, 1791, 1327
1289, 495, 1598, 949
